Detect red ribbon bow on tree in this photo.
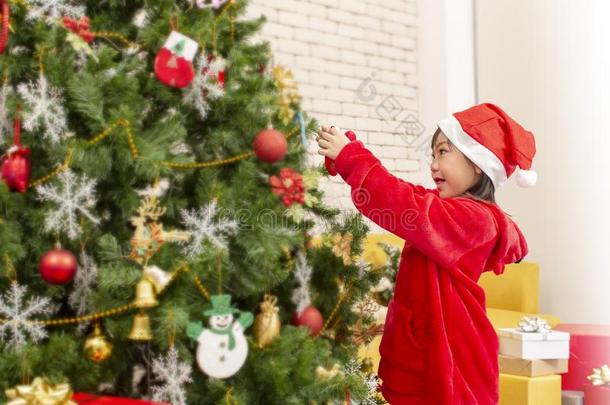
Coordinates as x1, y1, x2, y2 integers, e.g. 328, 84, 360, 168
63, 16, 95, 43
269, 168, 305, 207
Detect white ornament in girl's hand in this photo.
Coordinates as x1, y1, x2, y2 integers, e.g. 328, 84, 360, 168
187, 294, 253, 379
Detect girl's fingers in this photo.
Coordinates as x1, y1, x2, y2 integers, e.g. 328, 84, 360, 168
329, 126, 341, 136
317, 148, 330, 156
318, 139, 331, 148
319, 131, 334, 141
321, 125, 332, 133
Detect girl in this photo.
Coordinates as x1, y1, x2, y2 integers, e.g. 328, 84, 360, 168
316, 103, 537, 404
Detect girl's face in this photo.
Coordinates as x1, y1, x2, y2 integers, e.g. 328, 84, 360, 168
431, 131, 483, 198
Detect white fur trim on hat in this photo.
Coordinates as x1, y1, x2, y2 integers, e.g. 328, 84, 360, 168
516, 168, 537, 187
437, 115, 508, 190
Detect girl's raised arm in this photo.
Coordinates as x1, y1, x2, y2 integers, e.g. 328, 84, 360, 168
334, 140, 499, 268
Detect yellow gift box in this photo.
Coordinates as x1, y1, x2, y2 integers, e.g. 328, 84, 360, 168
499, 354, 568, 377
499, 373, 561, 405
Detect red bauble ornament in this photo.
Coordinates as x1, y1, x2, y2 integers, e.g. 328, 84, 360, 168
154, 31, 199, 89
253, 127, 288, 163
1, 118, 31, 193
292, 306, 324, 336
39, 245, 78, 285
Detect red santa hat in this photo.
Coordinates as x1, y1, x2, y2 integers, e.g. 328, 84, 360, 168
437, 103, 537, 190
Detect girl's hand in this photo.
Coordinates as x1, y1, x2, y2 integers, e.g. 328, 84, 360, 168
316, 125, 351, 160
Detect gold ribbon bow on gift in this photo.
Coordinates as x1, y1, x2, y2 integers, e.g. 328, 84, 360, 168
5, 377, 76, 405
517, 315, 551, 333
587, 364, 610, 386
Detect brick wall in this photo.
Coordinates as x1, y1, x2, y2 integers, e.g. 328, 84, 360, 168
246, 0, 423, 233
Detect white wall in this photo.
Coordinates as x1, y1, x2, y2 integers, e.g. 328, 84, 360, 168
475, 0, 610, 323
417, 0, 476, 187
246, 0, 420, 232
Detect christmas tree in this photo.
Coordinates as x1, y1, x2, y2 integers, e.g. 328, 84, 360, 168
0, 1, 385, 403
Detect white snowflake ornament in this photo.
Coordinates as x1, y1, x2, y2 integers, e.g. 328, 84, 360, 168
68, 251, 99, 316
343, 359, 380, 405
151, 346, 193, 405
17, 73, 70, 144
291, 250, 312, 315
36, 169, 100, 240
136, 178, 170, 199
0, 282, 53, 350
132, 8, 151, 29
0, 83, 12, 144
25, 0, 84, 22
179, 201, 238, 258
183, 54, 226, 120
170, 140, 192, 155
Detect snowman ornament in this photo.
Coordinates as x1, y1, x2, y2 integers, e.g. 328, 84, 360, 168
187, 294, 254, 379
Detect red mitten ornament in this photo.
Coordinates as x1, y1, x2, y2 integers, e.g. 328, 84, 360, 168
1, 118, 31, 193
154, 31, 199, 88
325, 130, 357, 176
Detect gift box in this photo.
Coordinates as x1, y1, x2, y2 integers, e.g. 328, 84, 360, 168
553, 324, 610, 391
499, 373, 561, 405
73, 393, 168, 404
499, 328, 570, 359
499, 354, 568, 377
583, 384, 610, 405
561, 390, 584, 405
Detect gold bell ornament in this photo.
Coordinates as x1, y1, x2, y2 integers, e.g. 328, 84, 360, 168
84, 323, 113, 362
132, 277, 159, 308
128, 310, 153, 341
143, 265, 174, 294
253, 294, 281, 348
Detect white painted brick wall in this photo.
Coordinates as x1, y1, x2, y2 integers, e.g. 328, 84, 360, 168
246, 0, 423, 233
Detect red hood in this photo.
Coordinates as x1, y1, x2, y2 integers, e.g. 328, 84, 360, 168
478, 200, 529, 275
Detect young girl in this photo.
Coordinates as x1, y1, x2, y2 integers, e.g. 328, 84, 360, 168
316, 103, 537, 405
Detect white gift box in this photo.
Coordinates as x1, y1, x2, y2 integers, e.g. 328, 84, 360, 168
498, 328, 570, 359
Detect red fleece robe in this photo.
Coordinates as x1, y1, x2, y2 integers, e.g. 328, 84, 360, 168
334, 140, 529, 405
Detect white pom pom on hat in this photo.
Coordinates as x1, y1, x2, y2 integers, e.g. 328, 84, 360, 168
437, 103, 537, 190
515, 167, 537, 188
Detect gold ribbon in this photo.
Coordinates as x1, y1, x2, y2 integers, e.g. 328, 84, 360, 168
5, 377, 76, 405
587, 364, 610, 386
330, 232, 353, 266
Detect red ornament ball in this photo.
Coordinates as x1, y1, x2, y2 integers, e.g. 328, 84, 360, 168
291, 306, 324, 336
39, 247, 78, 285
253, 128, 288, 163
1, 147, 31, 193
